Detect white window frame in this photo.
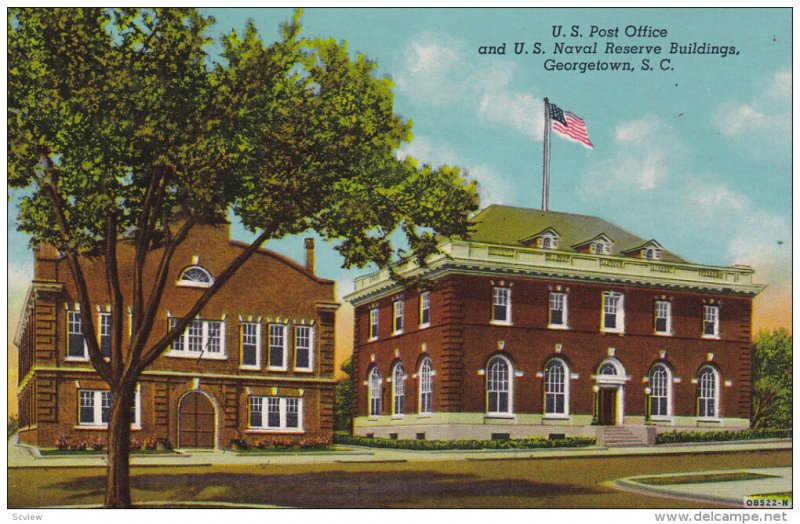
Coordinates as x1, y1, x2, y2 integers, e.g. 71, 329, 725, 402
601, 292, 625, 333
548, 291, 568, 329
697, 366, 720, 420
392, 300, 404, 335
77, 386, 141, 429
267, 323, 289, 371
177, 265, 214, 288
486, 355, 513, 417
167, 317, 227, 359
419, 291, 431, 328
368, 308, 379, 341
649, 364, 672, 421
544, 359, 570, 418
655, 301, 672, 335
247, 396, 304, 433
368, 367, 382, 417
240, 322, 261, 370
491, 287, 512, 325
67, 309, 89, 361
391, 362, 405, 417
418, 357, 433, 416
702, 305, 720, 339
294, 325, 314, 372
98, 311, 112, 358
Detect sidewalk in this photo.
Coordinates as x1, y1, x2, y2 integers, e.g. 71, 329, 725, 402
611, 467, 792, 508
8, 437, 792, 469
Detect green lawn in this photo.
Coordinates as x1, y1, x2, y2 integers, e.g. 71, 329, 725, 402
39, 449, 179, 456
635, 472, 778, 486
8, 449, 791, 509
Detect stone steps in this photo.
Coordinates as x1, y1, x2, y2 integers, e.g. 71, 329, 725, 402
601, 426, 648, 447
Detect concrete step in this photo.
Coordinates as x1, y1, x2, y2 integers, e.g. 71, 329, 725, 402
601, 426, 649, 447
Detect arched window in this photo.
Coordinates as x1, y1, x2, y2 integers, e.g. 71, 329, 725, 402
178, 266, 213, 287
418, 357, 433, 416
649, 364, 672, 419
392, 362, 405, 416
542, 237, 551, 249
697, 366, 719, 419
544, 359, 569, 416
487, 356, 512, 415
599, 362, 618, 375
368, 367, 382, 417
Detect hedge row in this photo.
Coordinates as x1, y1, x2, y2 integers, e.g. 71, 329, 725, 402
334, 434, 596, 450
656, 428, 791, 444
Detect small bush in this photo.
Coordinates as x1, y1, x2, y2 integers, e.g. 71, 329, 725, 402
230, 438, 250, 450
158, 438, 174, 451
69, 438, 88, 451
333, 434, 596, 450
129, 438, 142, 451
55, 433, 72, 450
90, 437, 107, 451
143, 437, 158, 450
657, 428, 792, 444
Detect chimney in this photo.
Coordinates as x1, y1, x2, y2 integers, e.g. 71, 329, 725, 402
304, 238, 315, 274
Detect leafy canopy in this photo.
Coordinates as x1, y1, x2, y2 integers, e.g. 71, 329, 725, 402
8, 7, 479, 268
751, 328, 792, 429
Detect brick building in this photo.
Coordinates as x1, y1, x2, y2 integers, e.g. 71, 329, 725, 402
346, 205, 763, 444
15, 223, 339, 448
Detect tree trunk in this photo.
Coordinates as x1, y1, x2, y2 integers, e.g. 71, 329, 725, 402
105, 384, 134, 508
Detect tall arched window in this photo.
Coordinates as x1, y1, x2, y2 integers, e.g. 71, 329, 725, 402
544, 359, 569, 416
368, 367, 382, 417
649, 364, 672, 419
392, 362, 405, 416
697, 366, 719, 419
418, 357, 433, 416
487, 356, 512, 415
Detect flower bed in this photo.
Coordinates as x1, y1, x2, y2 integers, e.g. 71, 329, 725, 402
333, 434, 596, 450
229, 436, 332, 452
656, 428, 791, 444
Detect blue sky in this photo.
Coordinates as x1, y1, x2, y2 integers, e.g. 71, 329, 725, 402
7, 8, 792, 329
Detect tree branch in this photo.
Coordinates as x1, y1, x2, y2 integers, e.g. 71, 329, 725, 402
104, 210, 125, 382
132, 227, 274, 376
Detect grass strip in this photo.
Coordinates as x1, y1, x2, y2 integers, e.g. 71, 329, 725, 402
635, 472, 778, 486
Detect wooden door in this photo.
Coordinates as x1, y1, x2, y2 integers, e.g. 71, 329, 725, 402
598, 388, 617, 425
179, 392, 215, 448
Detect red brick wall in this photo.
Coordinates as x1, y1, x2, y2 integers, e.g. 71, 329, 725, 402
354, 273, 753, 420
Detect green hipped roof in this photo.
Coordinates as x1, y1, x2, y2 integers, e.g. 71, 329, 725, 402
463, 205, 687, 263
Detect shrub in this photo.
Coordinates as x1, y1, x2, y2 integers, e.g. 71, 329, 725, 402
69, 438, 88, 451
143, 437, 158, 451
90, 437, 107, 451
656, 428, 792, 444
55, 433, 72, 450
157, 438, 174, 451
129, 438, 142, 451
333, 434, 596, 450
230, 438, 250, 450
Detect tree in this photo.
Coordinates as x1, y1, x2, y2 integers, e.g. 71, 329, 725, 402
751, 328, 792, 429
334, 357, 355, 432
8, 8, 479, 508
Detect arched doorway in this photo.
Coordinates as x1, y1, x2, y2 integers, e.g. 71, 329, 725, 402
179, 391, 216, 448
594, 358, 626, 426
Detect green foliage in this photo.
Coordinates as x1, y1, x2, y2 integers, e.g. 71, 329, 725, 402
335, 358, 355, 431
334, 434, 596, 450
7, 416, 19, 437
751, 329, 792, 429
656, 428, 791, 445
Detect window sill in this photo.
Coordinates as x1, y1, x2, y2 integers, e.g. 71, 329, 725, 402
649, 417, 673, 423
368, 337, 378, 343
600, 329, 624, 335
697, 417, 723, 424
701, 335, 721, 340
547, 324, 569, 330
392, 330, 404, 337
65, 357, 90, 362
293, 368, 314, 373
267, 366, 288, 372
175, 281, 212, 289
485, 413, 515, 420
166, 352, 228, 360
543, 414, 571, 420
654, 332, 673, 337
74, 424, 108, 430
418, 323, 431, 330
245, 428, 305, 434
239, 365, 261, 371
490, 320, 512, 326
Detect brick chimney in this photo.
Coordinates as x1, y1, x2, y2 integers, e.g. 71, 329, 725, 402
304, 238, 315, 275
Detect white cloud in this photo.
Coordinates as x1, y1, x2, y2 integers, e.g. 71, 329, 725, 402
397, 136, 514, 205
396, 33, 544, 141
713, 69, 790, 151
581, 115, 679, 195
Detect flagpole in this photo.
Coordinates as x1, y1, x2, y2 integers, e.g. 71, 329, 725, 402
542, 97, 551, 211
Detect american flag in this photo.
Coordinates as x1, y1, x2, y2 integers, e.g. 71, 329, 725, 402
549, 103, 594, 149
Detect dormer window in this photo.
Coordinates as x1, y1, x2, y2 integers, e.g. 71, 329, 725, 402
592, 241, 609, 255
623, 240, 663, 261
521, 228, 560, 250
178, 266, 213, 288
573, 234, 612, 255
